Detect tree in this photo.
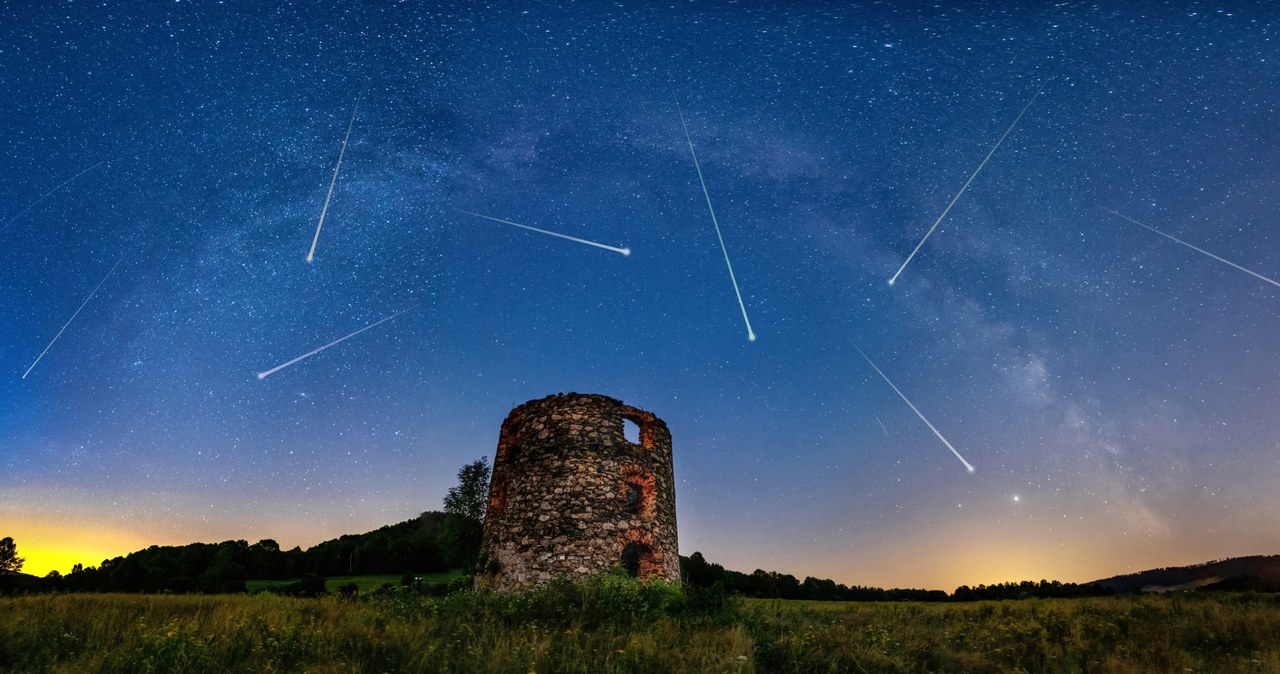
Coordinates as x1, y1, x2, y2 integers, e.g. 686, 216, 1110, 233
199, 545, 247, 593
439, 458, 490, 570
438, 513, 483, 569
0, 537, 23, 573
443, 457, 491, 522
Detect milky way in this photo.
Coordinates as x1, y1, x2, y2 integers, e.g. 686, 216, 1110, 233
2, 3, 1278, 589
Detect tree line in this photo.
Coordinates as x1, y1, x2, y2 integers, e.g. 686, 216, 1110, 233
1, 459, 491, 596
18, 509, 479, 594
679, 551, 1112, 602
4, 456, 1114, 601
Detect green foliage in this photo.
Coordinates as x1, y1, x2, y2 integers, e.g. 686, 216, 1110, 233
456, 569, 700, 628
951, 579, 1113, 601
249, 571, 467, 596
0, 578, 753, 673
0, 537, 23, 574
443, 457, 491, 522
266, 574, 328, 597
5, 586, 1280, 672
685, 580, 742, 620
742, 594, 1280, 673
300, 513, 449, 576
680, 551, 1106, 602
50, 514, 459, 594
437, 513, 483, 570
41, 457, 491, 595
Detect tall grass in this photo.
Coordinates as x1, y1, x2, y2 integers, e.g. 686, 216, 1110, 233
3, 579, 1280, 673
745, 592, 1280, 673
245, 569, 465, 594
0, 574, 750, 673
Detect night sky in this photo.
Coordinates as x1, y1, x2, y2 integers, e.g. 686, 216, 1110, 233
3, 2, 1278, 590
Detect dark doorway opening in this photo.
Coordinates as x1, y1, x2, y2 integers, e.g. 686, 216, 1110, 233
621, 542, 646, 577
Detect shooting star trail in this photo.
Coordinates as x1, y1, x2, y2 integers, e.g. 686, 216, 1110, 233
855, 345, 975, 473
1, 161, 106, 235
307, 98, 359, 263
678, 105, 756, 342
257, 308, 410, 380
889, 79, 1052, 286
22, 257, 122, 379
1101, 208, 1280, 289
874, 414, 890, 436
457, 210, 631, 255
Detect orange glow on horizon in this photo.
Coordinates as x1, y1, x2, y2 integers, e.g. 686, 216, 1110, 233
3, 514, 149, 578
20, 545, 122, 578
740, 520, 1169, 591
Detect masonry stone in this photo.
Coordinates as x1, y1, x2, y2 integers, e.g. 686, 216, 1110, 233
477, 393, 679, 590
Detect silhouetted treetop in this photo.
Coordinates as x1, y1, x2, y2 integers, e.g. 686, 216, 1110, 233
444, 457, 491, 522
0, 537, 23, 574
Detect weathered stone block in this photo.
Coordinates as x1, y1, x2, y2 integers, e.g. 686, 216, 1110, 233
478, 393, 679, 590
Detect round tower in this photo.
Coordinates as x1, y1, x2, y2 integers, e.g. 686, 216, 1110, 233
478, 393, 679, 589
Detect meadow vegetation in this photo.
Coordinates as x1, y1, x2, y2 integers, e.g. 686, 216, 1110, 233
4, 572, 1280, 673
245, 570, 466, 595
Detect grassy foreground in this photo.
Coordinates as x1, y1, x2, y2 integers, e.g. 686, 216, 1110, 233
245, 570, 466, 594
3, 577, 1280, 673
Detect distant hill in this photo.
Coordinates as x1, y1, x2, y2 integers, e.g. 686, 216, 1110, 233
6, 510, 479, 595
0, 570, 44, 594
1091, 555, 1280, 594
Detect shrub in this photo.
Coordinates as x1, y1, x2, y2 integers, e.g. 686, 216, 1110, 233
267, 574, 327, 597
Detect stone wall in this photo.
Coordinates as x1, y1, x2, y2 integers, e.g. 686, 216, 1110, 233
478, 393, 679, 590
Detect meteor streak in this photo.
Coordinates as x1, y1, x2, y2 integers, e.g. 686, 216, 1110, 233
855, 345, 975, 473
457, 210, 630, 256
1101, 208, 1280, 289
307, 99, 359, 263
22, 257, 122, 379
256, 308, 409, 380
677, 106, 756, 342
1, 161, 106, 235
889, 79, 1052, 286
874, 414, 890, 436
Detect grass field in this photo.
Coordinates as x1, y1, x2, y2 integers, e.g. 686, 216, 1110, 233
246, 570, 466, 594
742, 594, 1280, 673
3, 578, 1280, 673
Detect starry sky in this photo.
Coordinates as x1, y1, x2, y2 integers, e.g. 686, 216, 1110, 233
3, 2, 1279, 590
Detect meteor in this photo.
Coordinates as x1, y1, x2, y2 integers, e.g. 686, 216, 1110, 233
23, 256, 122, 379
1, 161, 106, 235
854, 345, 975, 473
457, 210, 631, 256
677, 105, 756, 342
874, 414, 890, 436
307, 98, 359, 263
256, 308, 410, 380
889, 79, 1052, 286
1101, 208, 1280, 289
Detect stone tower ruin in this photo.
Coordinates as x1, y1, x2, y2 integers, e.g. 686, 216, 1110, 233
478, 393, 679, 590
